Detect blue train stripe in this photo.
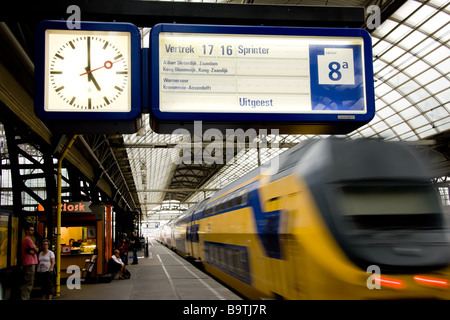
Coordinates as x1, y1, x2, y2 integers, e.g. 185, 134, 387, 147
248, 189, 283, 260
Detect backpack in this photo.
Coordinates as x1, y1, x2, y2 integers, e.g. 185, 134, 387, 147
122, 268, 131, 279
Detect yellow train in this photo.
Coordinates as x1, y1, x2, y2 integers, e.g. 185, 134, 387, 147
160, 138, 450, 299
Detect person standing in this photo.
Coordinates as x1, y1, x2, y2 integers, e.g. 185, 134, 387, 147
129, 231, 140, 265
37, 239, 55, 300
21, 225, 39, 300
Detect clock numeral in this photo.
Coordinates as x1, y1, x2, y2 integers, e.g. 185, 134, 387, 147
55, 53, 64, 60
69, 41, 75, 49
114, 86, 124, 92
114, 54, 123, 60
88, 98, 92, 109
69, 97, 76, 105
103, 97, 110, 105
55, 86, 64, 92
116, 71, 127, 75
50, 71, 63, 74
103, 41, 109, 49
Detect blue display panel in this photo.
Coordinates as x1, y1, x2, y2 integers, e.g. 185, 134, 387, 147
35, 20, 141, 122
149, 23, 375, 133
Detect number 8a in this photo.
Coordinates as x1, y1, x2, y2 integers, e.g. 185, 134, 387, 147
328, 62, 342, 81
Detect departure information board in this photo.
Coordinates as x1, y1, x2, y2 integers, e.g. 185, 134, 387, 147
149, 24, 375, 133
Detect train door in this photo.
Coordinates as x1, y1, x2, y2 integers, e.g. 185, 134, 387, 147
188, 223, 201, 261
262, 196, 289, 298
283, 191, 309, 299
187, 199, 208, 263
262, 190, 306, 299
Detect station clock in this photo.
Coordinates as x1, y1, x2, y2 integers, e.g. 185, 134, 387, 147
35, 20, 141, 124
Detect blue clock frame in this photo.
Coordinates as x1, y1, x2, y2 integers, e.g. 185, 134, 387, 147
149, 23, 375, 134
35, 20, 141, 122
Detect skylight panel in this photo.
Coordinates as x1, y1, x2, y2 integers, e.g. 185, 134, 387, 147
388, 114, 404, 126
434, 89, 450, 106
427, 77, 450, 93
374, 82, 392, 96
403, 59, 430, 76
417, 96, 440, 112
372, 19, 398, 39
377, 106, 397, 118
382, 46, 407, 63
398, 32, 427, 51
406, 88, 432, 104
383, 89, 403, 104
391, 0, 422, 21
406, 5, 436, 26
417, 124, 437, 138
407, 115, 430, 128
372, 39, 393, 57
416, 68, 442, 85
421, 12, 449, 34
393, 122, 412, 136
384, 24, 413, 43
391, 98, 411, 112
401, 106, 421, 119
424, 47, 449, 67
400, 79, 421, 95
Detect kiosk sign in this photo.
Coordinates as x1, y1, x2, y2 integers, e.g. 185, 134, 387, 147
60, 202, 92, 213
149, 24, 375, 134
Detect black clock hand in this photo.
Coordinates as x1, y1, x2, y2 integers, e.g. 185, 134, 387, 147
87, 36, 91, 71
85, 67, 101, 91
85, 37, 101, 91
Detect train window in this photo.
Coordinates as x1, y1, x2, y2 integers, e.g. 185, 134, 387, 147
204, 242, 251, 285
236, 189, 245, 206
215, 201, 220, 213
220, 198, 226, 211
339, 185, 443, 229
241, 193, 248, 205
228, 197, 235, 209
225, 195, 232, 210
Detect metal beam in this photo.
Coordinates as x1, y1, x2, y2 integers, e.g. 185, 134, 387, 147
122, 142, 298, 149
136, 189, 220, 192
78, 136, 134, 211
1, 1, 365, 28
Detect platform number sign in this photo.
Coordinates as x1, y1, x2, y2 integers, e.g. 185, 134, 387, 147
318, 48, 355, 84
309, 44, 366, 112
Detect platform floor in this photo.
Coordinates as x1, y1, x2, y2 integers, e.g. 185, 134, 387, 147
57, 239, 242, 300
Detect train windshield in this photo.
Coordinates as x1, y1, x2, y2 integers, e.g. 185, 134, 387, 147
338, 185, 443, 229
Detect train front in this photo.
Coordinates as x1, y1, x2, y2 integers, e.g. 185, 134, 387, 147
297, 138, 450, 299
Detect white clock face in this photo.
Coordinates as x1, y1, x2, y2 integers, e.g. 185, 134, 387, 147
44, 30, 131, 112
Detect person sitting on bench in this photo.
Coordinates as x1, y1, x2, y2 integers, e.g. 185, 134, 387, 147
107, 249, 125, 279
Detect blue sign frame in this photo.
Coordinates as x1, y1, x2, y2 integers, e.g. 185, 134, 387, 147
35, 20, 141, 121
149, 23, 375, 132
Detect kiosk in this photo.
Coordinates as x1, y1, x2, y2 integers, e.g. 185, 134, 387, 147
59, 203, 112, 280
